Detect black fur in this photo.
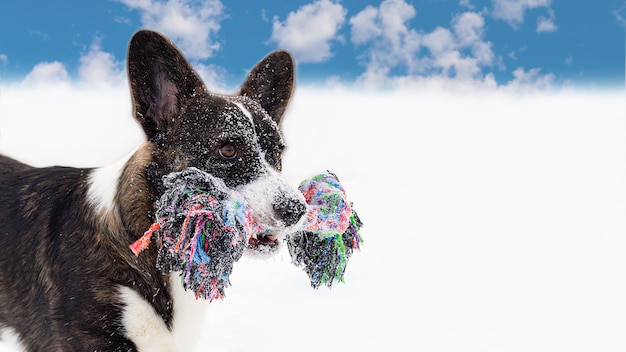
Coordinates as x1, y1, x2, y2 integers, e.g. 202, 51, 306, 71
0, 156, 163, 351
0, 30, 301, 351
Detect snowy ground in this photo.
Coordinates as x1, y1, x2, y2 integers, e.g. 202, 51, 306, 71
0, 85, 625, 351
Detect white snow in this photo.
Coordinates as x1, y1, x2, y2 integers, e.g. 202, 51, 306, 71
0, 84, 625, 352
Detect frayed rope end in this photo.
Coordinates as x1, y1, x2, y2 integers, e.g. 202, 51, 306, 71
129, 222, 161, 256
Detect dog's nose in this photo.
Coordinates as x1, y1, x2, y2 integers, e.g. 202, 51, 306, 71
273, 197, 307, 227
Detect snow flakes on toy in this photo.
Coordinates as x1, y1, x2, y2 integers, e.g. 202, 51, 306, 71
286, 172, 363, 289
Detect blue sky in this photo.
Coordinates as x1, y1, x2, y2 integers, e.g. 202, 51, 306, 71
0, 0, 624, 90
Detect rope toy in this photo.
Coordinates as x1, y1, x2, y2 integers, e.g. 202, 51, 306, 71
286, 172, 363, 289
130, 168, 362, 300
130, 168, 252, 301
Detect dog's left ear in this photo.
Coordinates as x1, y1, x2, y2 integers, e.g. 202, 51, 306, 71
127, 30, 205, 140
239, 50, 295, 125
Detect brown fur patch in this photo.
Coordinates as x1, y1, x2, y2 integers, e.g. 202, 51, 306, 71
90, 142, 174, 323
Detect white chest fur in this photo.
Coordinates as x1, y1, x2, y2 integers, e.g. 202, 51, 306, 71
119, 273, 211, 352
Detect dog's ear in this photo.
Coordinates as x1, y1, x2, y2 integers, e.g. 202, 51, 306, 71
127, 30, 204, 139
239, 50, 295, 125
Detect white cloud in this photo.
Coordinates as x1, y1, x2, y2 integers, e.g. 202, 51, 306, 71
117, 0, 224, 60
505, 67, 555, 91
21, 61, 71, 87
422, 27, 455, 57
114, 15, 132, 25
536, 8, 557, 32
78, 38, 125, 88
374, 0, 417, 47
0, 54, 7, 65
459, 0, 475, 9
565, 55, 573, 65
16, 38, 126, 89
15, 34, 229, 102
453, 12, 486, 47
349, 0, 422, 86
270, 0, 347, 63
347, 1, 558, 91
349, 0, 496, 88
350, 6, 382, 45
435, 51, 483, 80
193, 63, 229, 92
491, 0, 553, 29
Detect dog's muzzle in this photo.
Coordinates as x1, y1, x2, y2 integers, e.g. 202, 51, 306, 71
238, 175, 307, 253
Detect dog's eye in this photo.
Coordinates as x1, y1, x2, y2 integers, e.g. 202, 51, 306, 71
219, 144, 237, 160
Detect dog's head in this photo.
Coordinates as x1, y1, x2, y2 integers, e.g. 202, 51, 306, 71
127, 30, 306, 250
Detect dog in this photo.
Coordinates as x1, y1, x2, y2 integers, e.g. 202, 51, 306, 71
0, 30, 307, 351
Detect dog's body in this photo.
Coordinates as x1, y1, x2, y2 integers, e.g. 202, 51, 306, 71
0, 30, 306, 351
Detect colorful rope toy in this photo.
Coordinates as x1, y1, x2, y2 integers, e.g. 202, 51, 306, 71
287, 172, 363, 289
130, 168, 363, 300
129, 168, 252, 301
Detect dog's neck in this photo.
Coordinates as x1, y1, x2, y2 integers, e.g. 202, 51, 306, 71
87, 143, 212, 349
88, 143, 156, 235
86, 143, 169, 312
116, 143, 159, 237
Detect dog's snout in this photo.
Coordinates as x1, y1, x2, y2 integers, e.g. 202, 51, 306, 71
273, 197, 307, 227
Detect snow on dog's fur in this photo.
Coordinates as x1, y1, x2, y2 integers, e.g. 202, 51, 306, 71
0, 30, 306, 351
